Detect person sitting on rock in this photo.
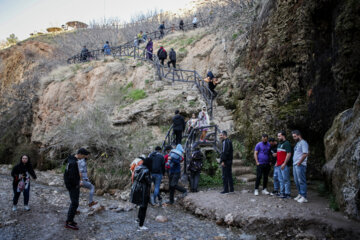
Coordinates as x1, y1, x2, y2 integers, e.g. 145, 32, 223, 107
130, 157, 152, 231
254, 134, 271, 196
11, 155, 37, 212
167, 48, 176, 68
188, 149, 203, 192
157, 46, 167, 65
77, 149, 98, 208
203, 71, 220, 98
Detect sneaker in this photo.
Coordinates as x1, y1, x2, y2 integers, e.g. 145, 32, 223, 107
12, 205, 17, 211
297, 196, 308, 203
137, 226, 148, 231
294, 194, 301, 201
24, 205, 30, 211
135, 219, 139, 223
88, 201, 98, 207
165, 201, 174, 205
262, 189, 270, 195
281, 194, 291, 199
254, 189, 259, 196
65, 221, 79, 230
270, 190, 278, 196
220, 191, 229, 194
278, 193, 285, 198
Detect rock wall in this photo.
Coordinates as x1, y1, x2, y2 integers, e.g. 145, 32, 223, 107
221, 0, 360, 178
323, 93, 360, 220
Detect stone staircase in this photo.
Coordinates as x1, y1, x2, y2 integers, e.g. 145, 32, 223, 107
232, 158, 256, 183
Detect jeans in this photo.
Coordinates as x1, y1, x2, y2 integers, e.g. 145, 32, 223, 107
66, 187, 80, 222
13, 184, 30, 205
293, 165, 307, 198
255, 164, 270, 190
273, 166, 280, 191
189, 171, 200, 192
169, 172, 186, 203
81, 180, 95, 203
222, 164, 234, 192
173, 130, 182, 145
151, 173, 163, 201
277, 165, 291, 195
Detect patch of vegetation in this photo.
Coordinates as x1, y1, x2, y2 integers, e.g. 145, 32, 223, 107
316, 182, 340, 211
189, 100, 196, 107
278, 92, 307, 120
136, 61, 144, 67
144, 79, 150, 85
128, 89, 146, 101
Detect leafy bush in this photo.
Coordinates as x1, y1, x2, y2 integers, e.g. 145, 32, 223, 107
128, 89, 146, 101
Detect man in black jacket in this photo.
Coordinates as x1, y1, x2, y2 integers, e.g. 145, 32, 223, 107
219, 131, 234, 194
157, 46, 167, 65
172, 110, 185, 145
148, 146, 165, 205
64, 148, 90, 230
167, 48, 176, 68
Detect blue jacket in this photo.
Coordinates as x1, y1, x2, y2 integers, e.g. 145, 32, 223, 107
103, 43, 111, 55
169, 144, 184, 174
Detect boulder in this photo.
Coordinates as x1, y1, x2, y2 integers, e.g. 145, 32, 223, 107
96, 189, 105, 196
323, 93, 360, 220
155, 215, 168, 223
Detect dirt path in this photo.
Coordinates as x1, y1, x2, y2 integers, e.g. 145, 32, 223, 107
181, 184, 360, 240
0, 173, 250, 240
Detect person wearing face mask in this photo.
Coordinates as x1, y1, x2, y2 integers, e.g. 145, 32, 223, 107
11, 155, 37, 211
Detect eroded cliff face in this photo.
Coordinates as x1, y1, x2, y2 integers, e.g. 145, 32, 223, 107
219, 0, 360, 178
323, 93, 360, 220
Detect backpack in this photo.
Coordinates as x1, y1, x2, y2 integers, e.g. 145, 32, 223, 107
159, 49, 167, 59
188, 150, 203, 172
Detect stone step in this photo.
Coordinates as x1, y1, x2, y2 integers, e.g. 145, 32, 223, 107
236, 174, 257, 183
232, 166, 253, 175
232, 159, 246, 167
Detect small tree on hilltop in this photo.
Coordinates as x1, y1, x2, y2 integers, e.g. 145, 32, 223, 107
6, 33, 19, 45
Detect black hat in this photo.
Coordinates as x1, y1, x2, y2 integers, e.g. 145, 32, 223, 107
165, 145, 172, 151
155, 146, 162, 151
77, 148, 90, 155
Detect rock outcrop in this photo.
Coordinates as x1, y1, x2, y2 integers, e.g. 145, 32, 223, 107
323, 93, 360, 220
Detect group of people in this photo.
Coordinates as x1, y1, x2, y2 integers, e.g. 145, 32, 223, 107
80, 41, 111, 61
254, 130, 309, 203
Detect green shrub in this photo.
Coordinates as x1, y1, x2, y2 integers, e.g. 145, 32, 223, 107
189, 100, 196, 107
128, 89, 146, 101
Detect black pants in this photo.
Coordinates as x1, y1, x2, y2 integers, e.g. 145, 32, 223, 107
179, 25, 184, 31
13, 184, 30, 205
193, 23, 197, 28
160, 59, 165, 65
138, 201, 148, 227
210, 89, 217, 98
160, 30, 164, 38
167, 60, 176, 68
222, 164, 234, 192
169, 172, 186, 203
255, 164, 271, 189
173, 129, 182, 145
66, 187, 80, 222
189, 171, 200, 192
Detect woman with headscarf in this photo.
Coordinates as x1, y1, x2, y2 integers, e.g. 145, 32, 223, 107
198, 106, 210, 142
130, 157, 152, 231
11, 155, 37, 211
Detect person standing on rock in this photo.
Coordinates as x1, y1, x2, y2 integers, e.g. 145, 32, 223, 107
103, 41, 111, 55
167, 48, 177, 68
273, 131, 292, 199
63, 148, 89, 230
220, 131, 234, 194
292, 130, 309, 203
254, 134, 271, 196
188, 149, 203, 192
167, 144, 187, 204
130, 157, 152, 231
11, 155, 37, 211
269, 138, 280, 196
198, 106, 210, 142
145, 38, 153, 61
172, 109, 185, 145
78, 149, 98, 207
148, 146, 165, 206
157, 46, 167, 65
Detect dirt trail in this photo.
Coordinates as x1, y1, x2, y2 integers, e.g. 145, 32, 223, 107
0, 173, 250, 240
181, 184, 360, 240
